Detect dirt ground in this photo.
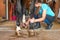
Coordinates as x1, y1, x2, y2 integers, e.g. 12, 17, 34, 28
0, 21, 60, 30
0, 21, 60, 40
0, 30, 60, 40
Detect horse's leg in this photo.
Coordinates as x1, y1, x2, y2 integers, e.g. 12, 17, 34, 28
27, 0, 36, 37
28, 0, 41, 37
15, 0, 23, 37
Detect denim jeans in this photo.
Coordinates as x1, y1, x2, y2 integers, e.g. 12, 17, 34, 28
44, 15, 55, 25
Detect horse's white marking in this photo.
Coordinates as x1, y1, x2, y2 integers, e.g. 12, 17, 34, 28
23, 14, 26, 23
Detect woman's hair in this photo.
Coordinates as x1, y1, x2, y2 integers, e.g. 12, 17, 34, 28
38, 0, 42, 3
35, 0, 42, 4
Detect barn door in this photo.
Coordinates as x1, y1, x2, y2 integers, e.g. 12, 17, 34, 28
0, 0, 5, 20
0, 0, 9, 22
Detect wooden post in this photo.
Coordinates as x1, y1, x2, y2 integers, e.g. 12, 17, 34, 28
54, 0, 59, 19
6, 0, 8, 20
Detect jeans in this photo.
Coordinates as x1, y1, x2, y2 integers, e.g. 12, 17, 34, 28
44, 15, 55, 25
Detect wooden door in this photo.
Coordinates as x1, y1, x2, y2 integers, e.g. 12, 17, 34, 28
0, 0, 5, 17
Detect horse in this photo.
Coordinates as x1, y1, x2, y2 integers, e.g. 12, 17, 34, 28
14, 0, 40, 37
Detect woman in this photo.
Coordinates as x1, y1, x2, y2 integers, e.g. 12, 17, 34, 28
26, 2, 55, 29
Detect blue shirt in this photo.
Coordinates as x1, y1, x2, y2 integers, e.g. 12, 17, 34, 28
39, 3, 55, 16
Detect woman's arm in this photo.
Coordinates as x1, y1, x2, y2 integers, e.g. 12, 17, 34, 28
34, 10, 46, 22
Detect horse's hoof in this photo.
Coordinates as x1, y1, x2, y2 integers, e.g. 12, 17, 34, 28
16, 31, 22, 37
28, 30, 35, 37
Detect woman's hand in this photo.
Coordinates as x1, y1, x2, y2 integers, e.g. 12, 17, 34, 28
25, 18, 30, 26
25, 18, 35, 25
25, 22, 29, 26
29, 18, 35, 23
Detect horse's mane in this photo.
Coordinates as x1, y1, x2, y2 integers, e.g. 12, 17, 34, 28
25, 0, 32, 10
